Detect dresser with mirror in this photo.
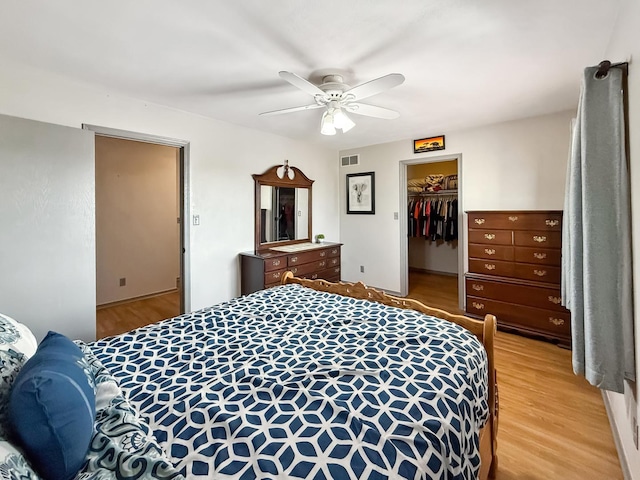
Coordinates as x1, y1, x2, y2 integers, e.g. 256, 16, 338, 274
240, 162, 341, 295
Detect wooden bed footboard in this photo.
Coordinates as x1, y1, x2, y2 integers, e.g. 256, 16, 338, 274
281, 272, 498, 479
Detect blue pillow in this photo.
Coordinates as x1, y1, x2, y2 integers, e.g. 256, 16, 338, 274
8, 331, 96, 480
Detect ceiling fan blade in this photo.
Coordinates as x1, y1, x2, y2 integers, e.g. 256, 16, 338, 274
345, 103, 400, 119
343, 73, 405, 101
279, 71, 327, 97
259, 104, 324, 116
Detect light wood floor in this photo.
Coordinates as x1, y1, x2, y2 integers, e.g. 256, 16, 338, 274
409, 271, 623, 479
96, 274, 623, 479
96, 291, 180, 339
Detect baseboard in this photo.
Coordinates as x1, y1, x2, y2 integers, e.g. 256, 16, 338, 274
602, 390, 634, 480
409, 267, 458, 277
97, 288, 179, 309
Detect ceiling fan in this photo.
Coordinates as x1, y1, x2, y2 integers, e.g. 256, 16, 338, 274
259, 71, 405, 135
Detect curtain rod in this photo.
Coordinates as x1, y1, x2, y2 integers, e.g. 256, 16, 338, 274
595, 60, 629, 79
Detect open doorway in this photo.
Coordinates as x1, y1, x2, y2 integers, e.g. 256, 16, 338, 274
400, 154, 463, 313
86, 125, 190, 339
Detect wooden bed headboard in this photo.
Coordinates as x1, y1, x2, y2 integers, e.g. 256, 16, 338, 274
281, 271, 498, 479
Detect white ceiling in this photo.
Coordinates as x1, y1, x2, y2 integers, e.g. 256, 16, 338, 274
0, 0, 623, 150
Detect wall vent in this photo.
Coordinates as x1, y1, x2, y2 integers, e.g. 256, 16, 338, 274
340, 154, 359, 167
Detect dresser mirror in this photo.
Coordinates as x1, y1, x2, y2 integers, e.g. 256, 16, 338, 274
253, 162, 314, 251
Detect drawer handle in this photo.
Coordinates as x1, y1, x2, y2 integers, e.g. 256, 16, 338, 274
533, 252, 547, 259
508, 216, 518, 222
311, 273, 318, 280
475, 218, 486, 225
534, 269, 547, 277
290, 256, 298, 263
484, 264, 496, 271
548, 296, 562, 304
472, 302, 485, 310
533, 235, 547, 243
272, 272, 280, 279
331, 259, 338, 265
546, 220, 559, 227
472, 284, 484, 291
319, 261, 326, 267
272, 260, 281, 267
484, 233, 496, 240
332, 249, 338, 254
484, 248, 496, 256
549, 317, 565, 326
320, 251, 326, 257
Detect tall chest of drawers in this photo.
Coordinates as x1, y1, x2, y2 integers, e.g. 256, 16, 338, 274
240, 243, 342, 295
465, 211, 570, 346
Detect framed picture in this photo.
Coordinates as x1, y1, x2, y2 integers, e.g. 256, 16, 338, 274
346, 172, 375, 215
414, 135, 445, 153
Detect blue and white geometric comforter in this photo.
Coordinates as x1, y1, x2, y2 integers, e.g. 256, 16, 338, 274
87, 284, 489, 479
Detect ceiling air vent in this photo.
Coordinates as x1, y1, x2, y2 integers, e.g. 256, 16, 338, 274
340, 154, 359, 167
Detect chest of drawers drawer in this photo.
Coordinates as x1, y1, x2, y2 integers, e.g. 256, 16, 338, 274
513, 231, 562, 248
465, 276, 567, 312
264, 256, 287, 272
468, 244, 514, 261
469, 258, 514, 277
466, 295, 570, 337
468, 230, 513, 245
514, 246, 561, 265
468, 212, 562, 231
514, 263, 561, 284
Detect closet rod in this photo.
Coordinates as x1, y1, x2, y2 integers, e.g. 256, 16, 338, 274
595, 60, 628, 79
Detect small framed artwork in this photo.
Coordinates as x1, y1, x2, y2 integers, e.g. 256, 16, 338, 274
346, 172, 375, 215
414, 135, 445, 153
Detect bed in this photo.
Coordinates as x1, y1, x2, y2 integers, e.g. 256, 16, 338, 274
0, 273, 497, 480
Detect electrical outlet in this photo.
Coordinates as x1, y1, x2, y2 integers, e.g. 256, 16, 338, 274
360, 265, 364, 273
193, 215, 200, 226
119, 277, 126, 287
394, 212, 399, 220
633, 416, 639, 449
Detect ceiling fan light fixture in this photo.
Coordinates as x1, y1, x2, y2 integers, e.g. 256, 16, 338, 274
320, 111, 336, 135
333, 108, 355, 132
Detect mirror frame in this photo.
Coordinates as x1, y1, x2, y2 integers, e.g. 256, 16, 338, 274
253, 164, 314, 252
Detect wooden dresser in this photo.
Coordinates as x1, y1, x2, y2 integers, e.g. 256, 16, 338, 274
240, 242, 341, 295
465, 211, 570, 346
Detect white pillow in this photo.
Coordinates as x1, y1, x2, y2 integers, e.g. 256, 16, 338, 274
0, 313, 37, 358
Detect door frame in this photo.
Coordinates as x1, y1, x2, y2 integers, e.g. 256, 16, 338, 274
83, 124, 191, 314
399, 153, 464, 309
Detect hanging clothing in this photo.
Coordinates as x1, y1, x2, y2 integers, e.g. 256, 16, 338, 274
561, 65, 635, 393
407, 196, 458, 242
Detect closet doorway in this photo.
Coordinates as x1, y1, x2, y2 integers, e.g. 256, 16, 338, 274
400, 154, 463, 312
86, 125, 191, 339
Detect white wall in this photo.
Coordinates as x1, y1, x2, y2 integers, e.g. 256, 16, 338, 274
0, 57, 339, 340
95, 136, 180, 305
602, 0, 640, 476
0, 114, 96, 342
408, 237, 459, 274
339, 110, 573, 293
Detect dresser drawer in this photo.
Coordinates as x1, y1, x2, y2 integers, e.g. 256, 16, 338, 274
264, 256, 287, 272
468, 229, 513, 245
264, 269, 286, 285
469, 258, 515, 277
288, 259, 330, 277
288, 249, 330, 266
514, 246, 561, 266
513, 231, 562, 248
514, 263, 561, 284
327, 246, 340, 257
466, 295, 570, 336
327, 256, 340, 268
468, 212, 562, 231
465, 276, 567, 312
469, 244, 514, 261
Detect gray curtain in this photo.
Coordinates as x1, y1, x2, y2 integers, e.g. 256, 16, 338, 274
561, 65, 635, 393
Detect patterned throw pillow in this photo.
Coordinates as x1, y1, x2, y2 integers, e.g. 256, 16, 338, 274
0, 313, 37, 359
0, 439, 40, 479
9, 332, 96, 480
